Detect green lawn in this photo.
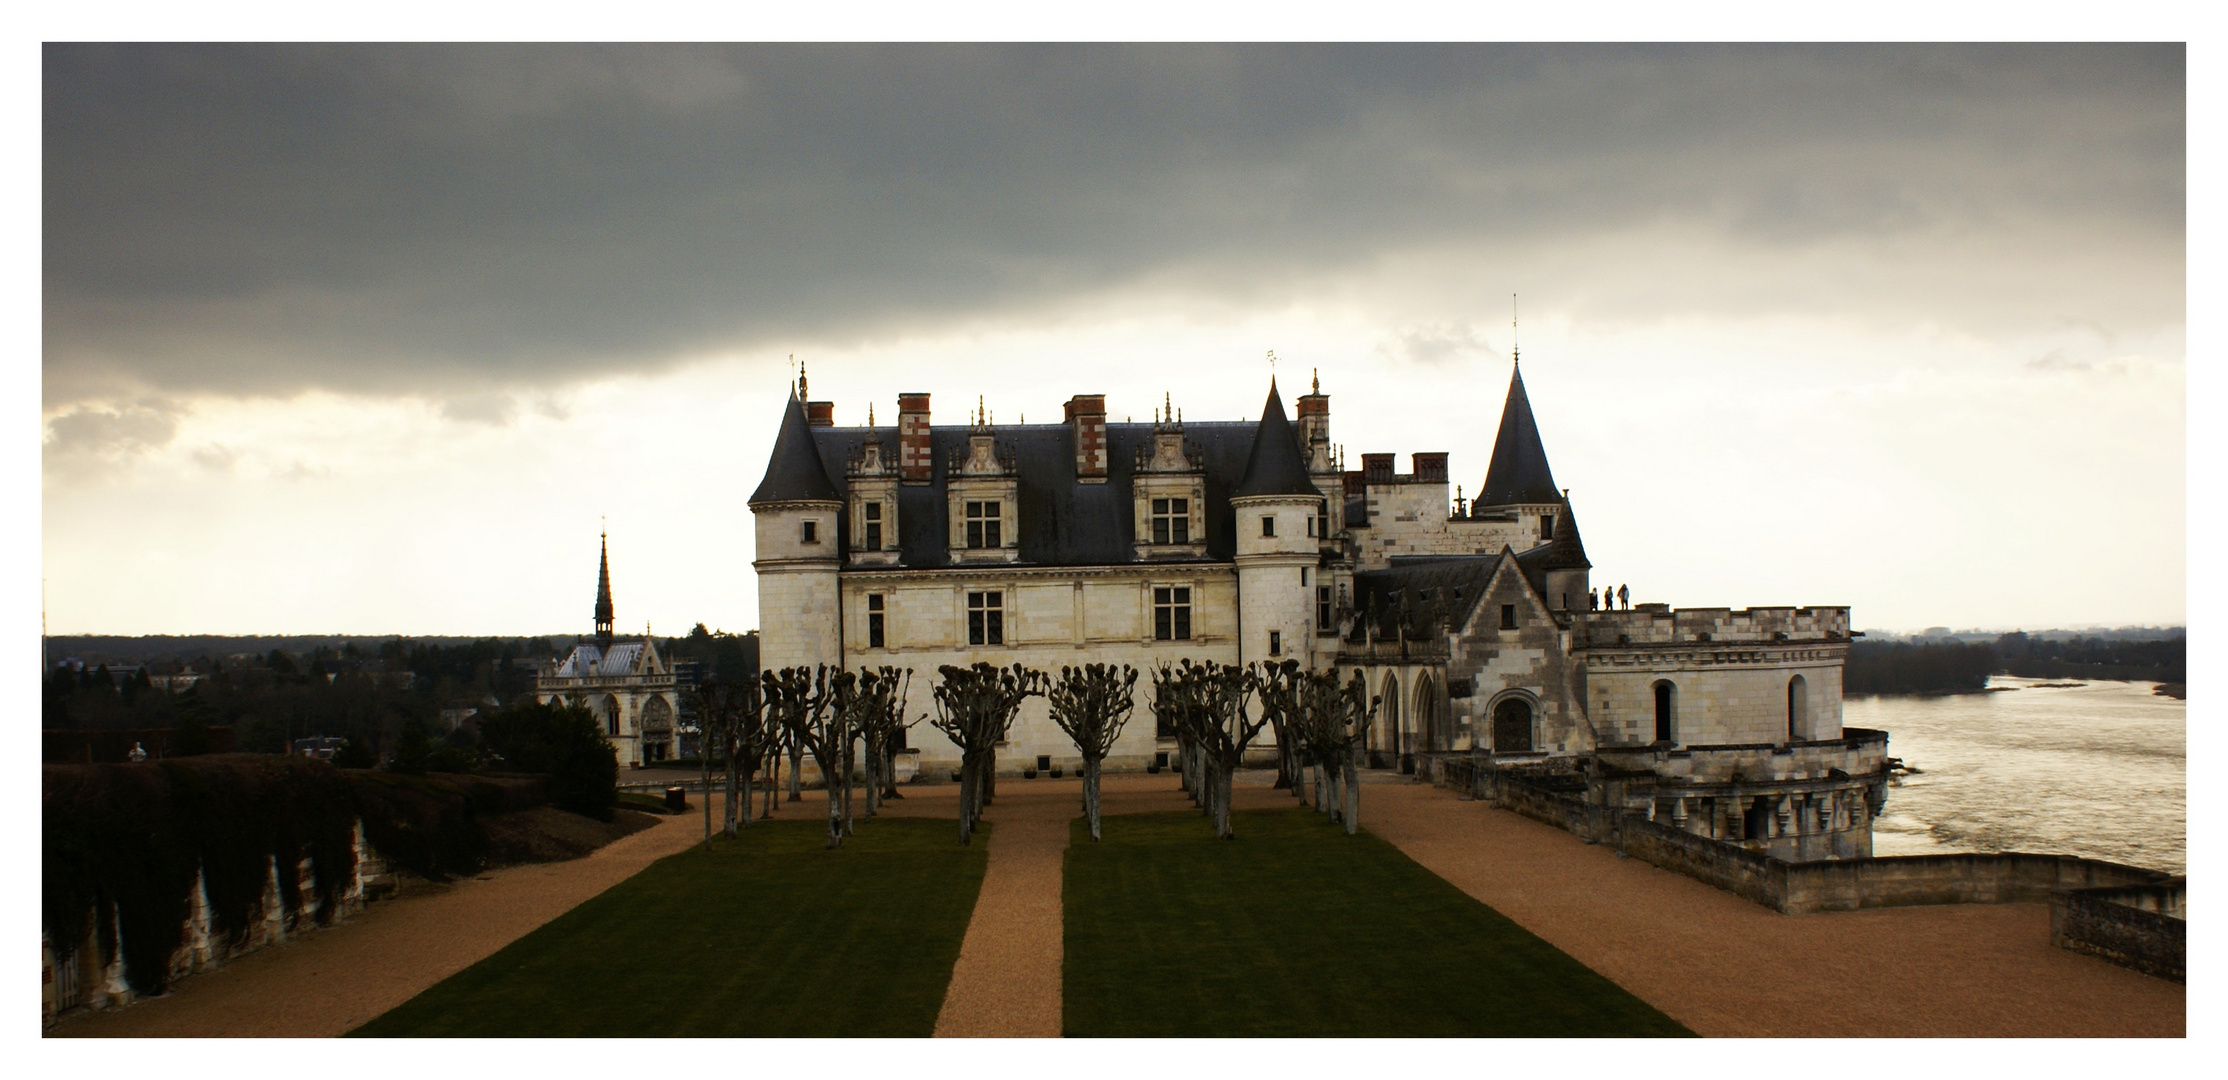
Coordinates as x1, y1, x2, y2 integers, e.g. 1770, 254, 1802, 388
350, 818, 988, 1037
1063, 808, 1692, 1037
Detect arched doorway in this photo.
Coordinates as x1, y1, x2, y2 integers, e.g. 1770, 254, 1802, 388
1414, 677, 1448, 753
1786, 675, 1809, 742
1491, 696, 1534, 753
1652, 681, 1676, 744
1381, 672, 1406, 772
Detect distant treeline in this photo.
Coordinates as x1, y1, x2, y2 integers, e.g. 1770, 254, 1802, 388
1846, 633, 2186, 695
42, 626, 759, 763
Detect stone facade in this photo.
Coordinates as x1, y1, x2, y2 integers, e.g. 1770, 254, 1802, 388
536, 535, 685, 765
746, 363, 1889, 858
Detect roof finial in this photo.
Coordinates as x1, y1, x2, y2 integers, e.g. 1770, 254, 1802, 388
867, 401, 875, 426
1311, 367, 1320, 395
1511, 293, 1520, 367
1164, 390, 1172, 422
798, 356, 808, 401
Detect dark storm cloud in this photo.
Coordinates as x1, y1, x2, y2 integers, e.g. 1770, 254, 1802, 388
43, 43, 2184, 405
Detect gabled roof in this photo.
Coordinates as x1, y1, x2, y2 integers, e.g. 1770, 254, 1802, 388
1476, 363, 1561, 507
749, 393, 841, 505
1231, 379, 1320, 500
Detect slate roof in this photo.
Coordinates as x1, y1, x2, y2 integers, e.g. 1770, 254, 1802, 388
803, 415, 1319, 567
553, 640, 657, 678
1475, 363, 1561, 507
1231, 381, 1320, 499
749, 394, 842, 505
1538, 497, 1592, 571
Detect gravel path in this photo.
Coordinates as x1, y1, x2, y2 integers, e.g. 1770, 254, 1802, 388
1360, 778, 2185, 1037
47, 811, 706, 1038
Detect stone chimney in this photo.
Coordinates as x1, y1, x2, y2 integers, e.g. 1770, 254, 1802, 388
1412, 452, 1448, 483
898, 393, 933, 482
806, 401, 834, 427
1361, 453, 1395, 484
1064, 394, 1108, 482
1296, 375, 1331, 471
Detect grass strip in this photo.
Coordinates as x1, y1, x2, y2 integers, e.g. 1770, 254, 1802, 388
1063, 807, 1691, 1037
350, 817, 988, 1037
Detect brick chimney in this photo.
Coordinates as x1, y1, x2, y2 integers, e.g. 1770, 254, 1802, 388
1412, 452, 1448, 483
806, 401, 834, 427
1064, 394, 1108, 482
898, 393, 932, 482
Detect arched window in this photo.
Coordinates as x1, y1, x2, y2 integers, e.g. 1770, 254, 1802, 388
1787, 675, 1809, 741
602, 695, 622, 738
1652, 681, 1675, 743
1492, 697, 1534, 753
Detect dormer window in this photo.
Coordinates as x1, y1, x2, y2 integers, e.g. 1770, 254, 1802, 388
965, 501, 1002, 549
1151, 498, 1190, 544
864, 502, 883, 551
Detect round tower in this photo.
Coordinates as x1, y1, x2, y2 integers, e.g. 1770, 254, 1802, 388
749, 390, 845, 673
1232, 379, 1324, 671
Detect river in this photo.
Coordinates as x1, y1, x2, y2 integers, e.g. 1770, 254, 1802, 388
1843, 675, 2185, 874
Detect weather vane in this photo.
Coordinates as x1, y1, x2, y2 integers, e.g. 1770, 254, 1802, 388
1511, 293, 1520, 365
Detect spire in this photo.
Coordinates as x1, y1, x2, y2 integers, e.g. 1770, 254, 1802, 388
749, 389, 842, 505
1539, 493, 1592, 570
1233, 377, 1318, 499
1476, 361, 1561, 507
594, 531, 615, 649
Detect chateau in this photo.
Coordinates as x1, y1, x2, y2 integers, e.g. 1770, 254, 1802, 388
750, 365, 1890, 860
536, 533, 683, 765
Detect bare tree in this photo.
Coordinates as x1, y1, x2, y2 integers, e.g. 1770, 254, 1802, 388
1254, 661, 1306, 801
764, 665, 851, 849
931, 662, 1047, 845
1048, 663, 1137, 841
1154, 660, 1267, 839
1296, 669, 1381, 834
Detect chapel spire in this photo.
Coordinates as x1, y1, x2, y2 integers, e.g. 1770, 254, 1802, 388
594, 530, 615, 649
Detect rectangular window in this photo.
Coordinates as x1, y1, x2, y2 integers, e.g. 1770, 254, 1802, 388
867, 594, 885, 649
1153, 586, 1192, 641
1317, 585, 1333, 632
1500, 604, 1517, 630
1315, 500, 1329, 541
1301, 567, 1308, 587
1269, 630, 1282, 656
1150, 497, 1189, 544
801, 520, 819, 544
965, 501, 1002, 549
1539, 513, 1555, 540
967, 591, 1004, 645
864, 503, 882, 551
1261, 514, 1276, 538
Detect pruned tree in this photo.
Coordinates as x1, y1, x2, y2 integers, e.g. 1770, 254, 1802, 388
1296, 669, 1381, 834
764, 665, 850, 849
1254, 660, 1306, 800
698, 675, 775, 838
931, 662, 1047, 845
1047, 663, 1137, 841
850, 666, 915, 817
1153, 660, 1267, 839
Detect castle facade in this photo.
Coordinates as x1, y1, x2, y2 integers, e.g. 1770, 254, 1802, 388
749, 365, 1889, 859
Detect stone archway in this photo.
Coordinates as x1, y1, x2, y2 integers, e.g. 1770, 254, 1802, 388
1491, 695, 1534, 754
1414, 676, 1449, 753
640, 695, 675, 761
1380, 671, 1405, 771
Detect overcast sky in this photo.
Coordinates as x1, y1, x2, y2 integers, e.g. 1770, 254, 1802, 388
40, 43, 2185, 637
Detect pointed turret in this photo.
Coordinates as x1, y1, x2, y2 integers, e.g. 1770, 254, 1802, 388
1476, 363, 1560, 507
594, 532, 615, 648
1539, 495, 1592, 570
1232, 378, 1319, 499
749, 392, 841, 505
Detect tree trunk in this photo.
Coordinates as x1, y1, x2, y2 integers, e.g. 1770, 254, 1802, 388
1213, 767, 1235, 839
787, 743, 803, 802
742, 770, 755, 827
824, 774, 843, 849
1342, 750, 1361, 834
701, 743, 713, 846
1272, 729, 1294, 790
764, 747, 777, 817
1085, 757, 1102, 842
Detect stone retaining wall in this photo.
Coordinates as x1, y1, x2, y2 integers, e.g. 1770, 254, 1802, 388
1423, 753, 2183, 979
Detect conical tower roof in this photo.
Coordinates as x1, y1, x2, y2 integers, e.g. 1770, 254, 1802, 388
1232, 379, 1320, 499
749, 392, 841, 505
1476, 362, 1561, 507
1539, 495, 1592, 570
